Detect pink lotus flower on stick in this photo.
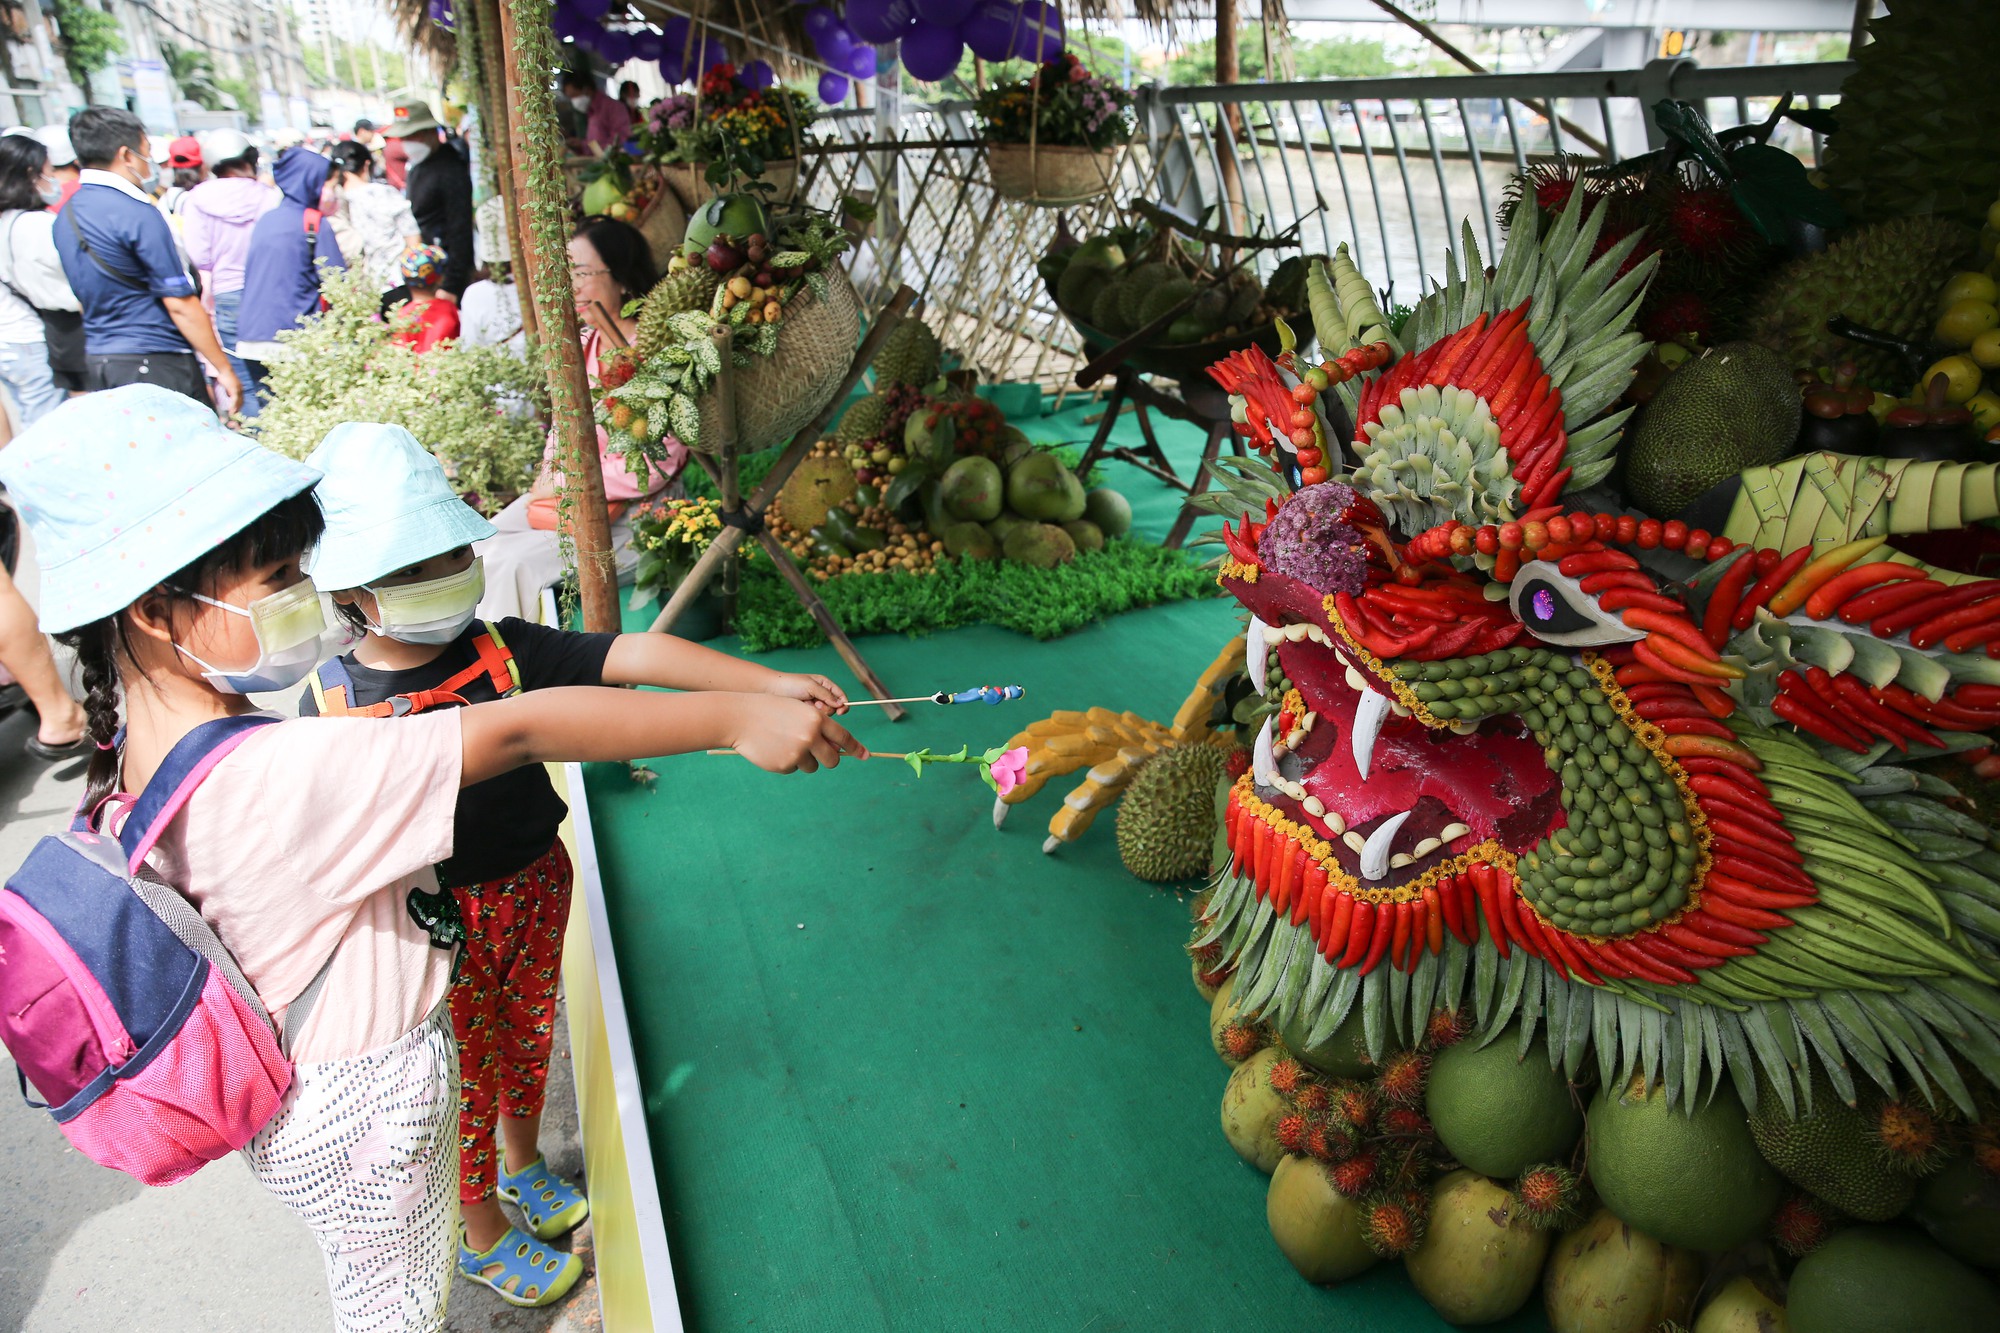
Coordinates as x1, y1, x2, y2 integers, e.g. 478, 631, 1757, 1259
879, 743, 1032, 795
989, 746, 1030, 796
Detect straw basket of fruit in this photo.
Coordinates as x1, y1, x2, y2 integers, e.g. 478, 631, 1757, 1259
659, 158, 798, 213
698, 261, 859, 454
986, 144, 1116, 207
976, 53, 1132, 209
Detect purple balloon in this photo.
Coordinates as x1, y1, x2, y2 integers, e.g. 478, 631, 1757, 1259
658, 55, 684, 85
913, 0, 975, 24
597, 30, 634, 64
631, 31, 664, 62
847, 43, 878, 80
958, 0, 1019, 63
819, 71, 850, 105
698, 37, 729, 71
1012, 1, 1062, 61
845, 0, 915, 45
571, 0, 610, 20
814, 24, 854, 67
801, 6, 839, 38
901, 21, 962, 82
740, 59, 776, 90
661, 15, 691, 52
551, 10, 586, 41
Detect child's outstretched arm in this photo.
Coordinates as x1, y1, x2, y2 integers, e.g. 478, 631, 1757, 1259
600, 634, 848, 712
460, 686, 864, 786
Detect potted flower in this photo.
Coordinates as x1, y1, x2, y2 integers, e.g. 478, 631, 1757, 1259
639, 63, 816, 211
626, 496, 749, 638
975, 52, 1134, 206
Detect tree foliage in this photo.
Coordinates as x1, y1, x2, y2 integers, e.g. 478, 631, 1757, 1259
51, 0, 125, 85
1168, 35, 1396, 85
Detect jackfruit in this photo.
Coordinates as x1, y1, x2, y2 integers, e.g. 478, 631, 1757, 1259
834, 393, 890, 442
1116, 743, 1229, 882
1747, 1073, 1916, 1222
1624, 342, 1801, 516
773, 456, 858, 534
873, 317, 941, 388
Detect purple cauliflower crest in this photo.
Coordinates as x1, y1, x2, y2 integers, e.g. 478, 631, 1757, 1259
1256, 482, 1369, 596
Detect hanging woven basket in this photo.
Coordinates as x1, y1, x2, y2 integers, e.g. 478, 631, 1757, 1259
986, 142, 1116, 207
659, 159, 800, 213
693, 266, 861, 456
634, 169, 690, 275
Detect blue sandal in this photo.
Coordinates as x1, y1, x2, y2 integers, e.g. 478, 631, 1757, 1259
458, 1225, 582, 1308
497, 1156, 590, 1240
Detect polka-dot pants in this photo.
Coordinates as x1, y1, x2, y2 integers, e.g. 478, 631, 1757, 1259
447, 839, 573, 1204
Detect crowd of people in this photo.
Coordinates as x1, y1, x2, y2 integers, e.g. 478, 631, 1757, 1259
0, 70, 717, 1328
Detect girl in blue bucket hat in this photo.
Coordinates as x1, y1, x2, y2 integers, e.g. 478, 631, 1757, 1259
300, 421, 848, 1307
0, 386, 865, 1330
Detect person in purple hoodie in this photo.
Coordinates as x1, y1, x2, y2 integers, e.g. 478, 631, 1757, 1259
234, 145, 344, 412
179, 130, 273, 416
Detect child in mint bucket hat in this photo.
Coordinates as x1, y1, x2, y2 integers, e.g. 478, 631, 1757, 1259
302, 422, 855, 1308
0, 387, 868, 1328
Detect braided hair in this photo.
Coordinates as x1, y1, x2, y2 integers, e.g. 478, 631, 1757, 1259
53, 492, 325, 814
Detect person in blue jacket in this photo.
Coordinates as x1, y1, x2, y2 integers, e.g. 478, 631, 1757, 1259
234, 145, 344, 411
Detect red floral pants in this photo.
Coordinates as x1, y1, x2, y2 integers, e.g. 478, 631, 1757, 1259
448, 839, 573, 1204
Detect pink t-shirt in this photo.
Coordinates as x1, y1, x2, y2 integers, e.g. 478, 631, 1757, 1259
134, 712, 463, 1063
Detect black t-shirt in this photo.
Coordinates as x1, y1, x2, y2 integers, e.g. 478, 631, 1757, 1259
299, 617, 616, 887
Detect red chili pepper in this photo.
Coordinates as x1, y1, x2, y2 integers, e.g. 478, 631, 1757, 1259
1581, 571, 1659, 596
1624, 682, 1698, 704
1912, 591, 2000, 649
1542, 925, 1605, 985
1943, 617, 2000, 654
1953, 684, 2000, 708
1630, 636, 1721, 686
1733, 546, 1814, 630
1703, 870, 1815, 909
1830, 672, 1940, 750
1289, 850, 1317, 927
1709, 851, 1813, 894
1321, 887, 1354, 961
1703, 549, 1759, 648
1558, 549, 1641, 577
1360, 902, 1398, 974
1773, 677, 1871, 751
1633, 933, 1723, 971
1388, 899, 1415, 972
1600, 588, 1688, 614
1646, 634, 1745, 679
1658, 715, 1737, 740
1338, 900, 1375, 968
1708, 827, 1807, 875
1670, 913, 1766, 950
1632, 694, 1716, 719
1691, 684, 1737, 718
1804, 562, 1928, 620
1525, 467, 1572, 510
1468, 863, 1508, 958
1698, 895, 1791, 931
1598, 939, 1693, 986
1615, 663, 1671, 687
1623, 607, 1721, 659
1873, 581, 2000, 638
1701, 799, 1795, 846
1878, 681, 2000, 728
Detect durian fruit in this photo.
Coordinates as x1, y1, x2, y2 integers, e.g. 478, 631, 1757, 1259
634, 268, 721, 362
1820, 0, 2000, 231
1117, 261, 1177, 327
773, 455, 858, 533
1625, 342, 1801, 517
1746, 1072, 1917, 1222
834, 393, 890, 442
1090, 279, 1132, 336
1115, 742, 1229, 882
1747, 215, 1975, 389
1138, 277, 1195, 329
873, 317, 941, 388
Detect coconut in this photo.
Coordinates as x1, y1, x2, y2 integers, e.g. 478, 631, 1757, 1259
1543, 1208, 1701, 1333
1208, 974, 1247, 1064
1404, 1169, 1551, 1325
1221, 1047, 1288, 1174
1266, 1154, 1380, 1284
1277, 1003, 1371, 1079
1692, 1274, 1789, 1333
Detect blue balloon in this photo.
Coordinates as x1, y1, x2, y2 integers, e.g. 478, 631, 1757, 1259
846, 0, 915, 45
847, 43, 878, 80
814, 24, 854, 67
740, 59, 776, 90
1012, 1, 1062, 61
913, 0, 975, 24
801, 6, 839, 38
819, 71, 850, 105
901, 21, 962, 82
958, 0, 1019, 63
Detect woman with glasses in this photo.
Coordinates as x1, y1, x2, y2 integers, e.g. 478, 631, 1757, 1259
475, 215, 679, 621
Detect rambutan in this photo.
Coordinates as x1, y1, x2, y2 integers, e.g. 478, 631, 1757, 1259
1292, 1082, 1332, 1115
1639, 291, 1713, 344
1875, 1096, 1951, 1175
1330, 1081, 1375, 1132
1327, 1148, 1379, 1198
1186, 939, 1223, 969
1274, 1111, 1310, 1155
1188, 887, 1214, 924
1223, 746, 1251, 781
1665, 185, 1756, 266
1304, 1113, 1355, 1164
1771, 1191, 1842, 1257
1219, 1020, 1269, 1065
1380, 1106, 1435, 1141
1358, 1191, 1429, 1257
1268, 1056, 1310, 1098
1422, 1008, 1467, 1051
1511, 1163, 1581, 1231
1375, 1050, 1431, 1108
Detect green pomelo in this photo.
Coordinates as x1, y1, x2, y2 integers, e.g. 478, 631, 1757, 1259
1277, 1004, 1369, 1079
1911, 1154, 2000, 1270
1625, 342, 1802, 517
1001, 522, 1077, 569
774, 456, 859, 533
1405, 1169, 1551, 1325
1747, 1072, 1915, 1222
1692, 1274, 1790, 1333
1427, 1029, 1581, 1179
918, 479, 952, 539
1007, 452, 1082, 522
1115, 744, 1227, 883
1209, 974, 1249, 1065
939, 456, 1004, 523
1587, 1076, 1782, 1252
1060, 519, 1105, 553
1266, 1154, 1380, 1284
1786, 1226, 1998, 1333
1221, 1047, 1288, 1174
1543, 1208, 1701, 1333
1083, 487, 1132, 538
940, 521, 998, 561
682, 192, 768, 255
996, 426, 1035, 468
985, 513, 1031, 546
581, 175, 626, 217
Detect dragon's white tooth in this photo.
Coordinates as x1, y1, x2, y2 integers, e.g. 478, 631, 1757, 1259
1254, 716, 1278, 790
1359, 809, 1415, 882
1342, 830, 1367, 853
1389, 699, 1412, 718
1333, 649, 1351, 669
1287, 622, 1314, 641
1301, 711, 1316, 731
1303, 795, 1327, 817
1440, 822, 1470, 843
993, 796, 1010, 829
1305, 624, 1333, 646
1247, 615, 1270, 695
1412, 837, 1442, 858
1042, 835, 1063, 854
1346, 666, 1369, 693
1448, 719, 1480, 735
1326, 808, 1347, 834
1389, 853, 1414, 869
1352, 688, 1390, 781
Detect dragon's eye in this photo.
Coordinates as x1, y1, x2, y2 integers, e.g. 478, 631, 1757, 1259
1509, 561, 1648, 647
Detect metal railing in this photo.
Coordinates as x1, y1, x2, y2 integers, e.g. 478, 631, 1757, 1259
785, 58, 1852, 393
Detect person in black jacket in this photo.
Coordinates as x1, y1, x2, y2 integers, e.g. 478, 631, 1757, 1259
382, 99, 473, 298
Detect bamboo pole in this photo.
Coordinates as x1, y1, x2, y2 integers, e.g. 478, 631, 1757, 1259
495, 0, 618, 633
473, 0, 540, 347
1215, 0, 1245, 233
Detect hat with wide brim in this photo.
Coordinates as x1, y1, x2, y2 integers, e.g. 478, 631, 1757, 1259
382, 99, 444, 138
0, 386, 321, 634
304, 422, 497, 590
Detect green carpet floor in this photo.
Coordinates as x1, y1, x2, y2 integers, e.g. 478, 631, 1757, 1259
582, 398, 1548, 1331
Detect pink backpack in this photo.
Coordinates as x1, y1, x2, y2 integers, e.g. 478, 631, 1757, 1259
0, 715, 325, 1185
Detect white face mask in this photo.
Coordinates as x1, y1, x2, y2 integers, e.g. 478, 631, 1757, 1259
401, 138, 433, 167
363, 558, 485, 645
37, 176, 60, 207
570, 94, 593, 112
174, 579, 333, 694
